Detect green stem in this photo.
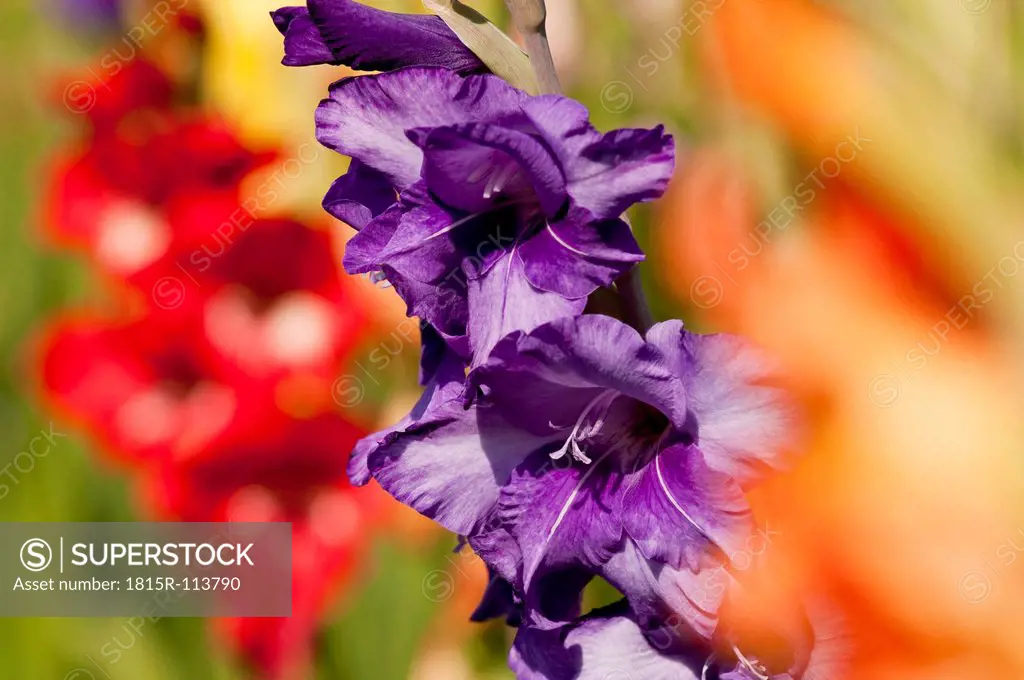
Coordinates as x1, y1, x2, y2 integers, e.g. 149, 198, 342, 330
616, 269, 654, 333
615, 211, 654, 332
505, 0, 653, 332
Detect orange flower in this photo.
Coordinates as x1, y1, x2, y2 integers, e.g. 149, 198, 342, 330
655, 1, 1024, 677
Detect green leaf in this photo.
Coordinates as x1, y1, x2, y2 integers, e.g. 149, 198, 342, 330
423, 0, 539, 94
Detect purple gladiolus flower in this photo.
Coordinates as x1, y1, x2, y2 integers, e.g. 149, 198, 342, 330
356, 315, 794, 637
271, 1, 485, 72
346, 324, 465, 485
508, 597, 849, 680
319, 67, 674, 362
510, 604, 706, 680
266, 1, 835, 676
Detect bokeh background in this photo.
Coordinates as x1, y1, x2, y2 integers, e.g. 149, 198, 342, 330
4, 1, 1024, 679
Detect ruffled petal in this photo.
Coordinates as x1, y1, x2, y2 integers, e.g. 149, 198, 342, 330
647, 321, 798, 487
342, 204, 402, 274
519, 206, 643, 299
467, 512, 523, 589
569, 126, 676, 219
496, 451, 624, 624
409, 122, 567, 217
366, 393, 562, 536
342, 186, 497, 346
347, 333, 465, 485
510, 605, 704, 680
470, 315, 688, 432
345, 183, 526, 347
522, 96, 675, 220
346, 434, 378, 487
322, 160, 396, 230
370, 183, 518, 285
466, 249, 585, 368
273, 2, 485, 73
383, 264, 469, 347
373, 193, 469, 284
621, 441, 754, 570
601, 541, 725, 641
316, 67, 526, 189
271, 7, 336, 67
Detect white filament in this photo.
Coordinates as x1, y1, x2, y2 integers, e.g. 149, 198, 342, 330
549, 389, 618, 465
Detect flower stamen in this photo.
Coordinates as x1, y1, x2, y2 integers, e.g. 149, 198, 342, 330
731, 643, 770, 680
701, 653, 716, 680
549, 389, 619, 464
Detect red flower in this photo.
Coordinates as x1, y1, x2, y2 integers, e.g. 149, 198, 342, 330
57, 58, 173, 136
44, 106, 272, 283
144, 412, 366, 520
218, 515, 364, 679
39, 44, 381, 680
157, 219, 368, 389
37, 309, 272, 467
141, 413, 384, 679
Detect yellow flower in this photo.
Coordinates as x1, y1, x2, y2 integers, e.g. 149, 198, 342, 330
197, 0, 332, 147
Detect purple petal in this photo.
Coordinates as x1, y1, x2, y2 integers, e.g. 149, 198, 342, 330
371, 184, 518, 286
316, 68, 526, 190
466, 249, 585, 368
271, 7, 336, 67
621, 441, 753, 570
409, 122, 567, 217
470, 569, 521, 624
418, 323, 454, 386
346, 437, 376, 486
374, 187, 471, 284
271, 6, 301, 31
467, 511, 523, 588
385, 264, 469, 344
323, 160, 396, 230
344, 201, 471, 350
343, 185, 494, 344
522, 96, 676, 220
601, 541, 726, 641
273, 2, 485, 73
647, 321, 797, 487
308, 0, 485, 73
365, 174, 518, 288
510, 608, 704, 680
470, 315, 688, 432
496, 451, 624, 623
572, 126, 676, 217
345, 184, 526, 346
519, 206, 643, 299
342, 204, 402, 274
347, 340, 465, 485
367, 397, 562, 536
343, 206, 472, 346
